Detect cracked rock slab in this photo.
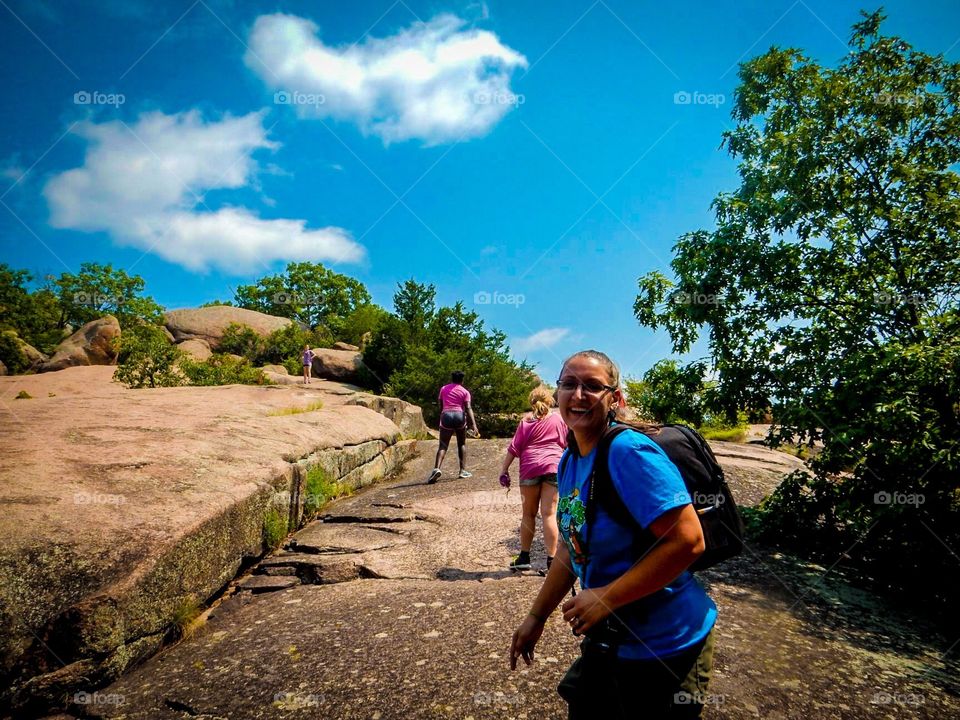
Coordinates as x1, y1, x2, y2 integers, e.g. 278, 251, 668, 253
320, 506, 424, 523
288, 524, 408, 554
236, 575, 300, 593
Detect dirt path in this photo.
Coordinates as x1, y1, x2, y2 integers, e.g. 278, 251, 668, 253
80, 440, 958, 720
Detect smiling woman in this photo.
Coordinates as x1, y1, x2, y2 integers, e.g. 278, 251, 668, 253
509, 349, 717, 720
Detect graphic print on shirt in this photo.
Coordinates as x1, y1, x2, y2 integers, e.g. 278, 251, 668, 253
557, 487, 588, 568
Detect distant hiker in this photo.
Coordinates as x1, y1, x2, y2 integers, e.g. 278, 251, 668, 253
302, 344, 314, 385
427, 370, 479, 483
509, 350, 717, 719
499, 386, 567, 573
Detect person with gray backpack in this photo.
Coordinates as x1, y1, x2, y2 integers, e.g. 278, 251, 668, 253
509, 349, 741, 719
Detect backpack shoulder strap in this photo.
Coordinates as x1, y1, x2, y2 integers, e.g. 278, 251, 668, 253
585, 424, 635, 529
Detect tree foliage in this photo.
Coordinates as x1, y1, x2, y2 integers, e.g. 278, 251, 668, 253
113, 324, 184, 388
233, 261, 373, 337
0, 264, 65, 353
634, 11, 960, 614
625, 360, 709, 426
55, 262, 164, 329
363, 280, 538, 430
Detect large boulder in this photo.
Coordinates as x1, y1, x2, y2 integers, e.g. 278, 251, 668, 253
37, 316, 120, 373
346, 394, 429, 438
177, 338, 212, 362
8, 334, 48, 371
163, 307, 292, 349
311, 348, 362, 383
332, 341, 359, 351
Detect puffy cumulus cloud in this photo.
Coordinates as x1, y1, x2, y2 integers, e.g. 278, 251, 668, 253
247, 13, 527, 145
512, 327, 570, 354
43, 110, 364, 273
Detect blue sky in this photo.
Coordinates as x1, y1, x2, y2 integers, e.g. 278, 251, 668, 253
2, 0, 959, 383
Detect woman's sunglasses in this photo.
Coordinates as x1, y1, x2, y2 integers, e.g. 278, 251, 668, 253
555, 378, 617, 396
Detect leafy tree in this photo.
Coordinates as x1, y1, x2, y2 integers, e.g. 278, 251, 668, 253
625, 360, 708, 426
0, 264, 64, 353
393, 278, 435, 346
339, 303, 390, 347
233, 262, 372, 334
56, 262, 164, 329
360, 315, 408, 391
634, 11, 960, 613
113, 324, 184, 388
389, 294, 537, 427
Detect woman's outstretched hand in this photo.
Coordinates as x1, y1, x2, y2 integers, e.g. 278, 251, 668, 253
509, 614, 545, 669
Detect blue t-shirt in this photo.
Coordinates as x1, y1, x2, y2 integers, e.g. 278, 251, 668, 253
557, 429, 717, 660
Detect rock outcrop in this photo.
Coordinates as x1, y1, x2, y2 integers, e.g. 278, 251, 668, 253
0, 366, 423, 716
37, 316, 120, 373
163, 307, 292, 349
347, 393, 431, 438
311, 348, 363, 383
5, 332, 49, 371
332, 341, 360, 351
176, 338, 212, 361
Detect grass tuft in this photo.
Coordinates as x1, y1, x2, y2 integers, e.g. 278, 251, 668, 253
267, 400, 324, 417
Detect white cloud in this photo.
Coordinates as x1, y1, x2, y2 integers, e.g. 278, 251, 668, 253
512, 327, 570, 354
43, 109, 364, 273
246, 13, 527, 145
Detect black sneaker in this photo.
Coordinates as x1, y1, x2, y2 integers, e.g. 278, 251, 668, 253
509, 554, 532, 571
426, 468, 441, 484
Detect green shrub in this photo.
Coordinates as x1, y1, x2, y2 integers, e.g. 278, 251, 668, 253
303, 466, 346, 518
15, 390, 32, 399
262, 507, 289, 549
283, 356, 302, 376
0, 331, 29, 374
179, 354, 267, 386
113, 324, 184, 388
218, 323, 263, 361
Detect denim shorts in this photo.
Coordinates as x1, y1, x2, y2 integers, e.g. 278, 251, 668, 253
519, 472, 558, 487
439, 410, 466, 430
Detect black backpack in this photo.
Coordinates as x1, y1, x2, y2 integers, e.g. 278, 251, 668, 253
559, 422, 744, 572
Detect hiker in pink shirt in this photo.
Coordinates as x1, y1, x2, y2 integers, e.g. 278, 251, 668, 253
498, 386, 567, 572
426, 370, 479, 483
